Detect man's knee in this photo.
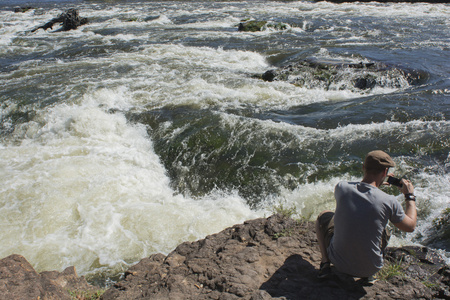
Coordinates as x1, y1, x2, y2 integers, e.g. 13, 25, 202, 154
317, 210, 334, 227
316, 210, 335, 246
316, 210, 331, 232
318, 210, 332, 217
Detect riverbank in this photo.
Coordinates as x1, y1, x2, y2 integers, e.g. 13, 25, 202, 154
1, 214, 449, 299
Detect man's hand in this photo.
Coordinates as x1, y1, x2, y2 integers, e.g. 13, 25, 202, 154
400, 178, 414, 195
393, 178, 417, 232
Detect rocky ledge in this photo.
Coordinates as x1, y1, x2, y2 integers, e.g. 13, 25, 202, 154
1, 214, 449, 299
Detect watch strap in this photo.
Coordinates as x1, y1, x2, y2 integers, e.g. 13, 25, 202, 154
405, 193, 416, 201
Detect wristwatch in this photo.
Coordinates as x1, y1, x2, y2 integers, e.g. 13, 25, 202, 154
405, 193, 416, 201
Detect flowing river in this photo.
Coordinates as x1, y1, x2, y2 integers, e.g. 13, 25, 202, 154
1, 0, 449, 284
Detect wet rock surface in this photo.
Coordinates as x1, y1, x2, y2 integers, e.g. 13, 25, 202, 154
260, 59, 429, 92
238, 20, 288, 32
1, 215, 449, 299
14, 6, 34, 13
31, 9, 88, 33
424, 208, 450, 251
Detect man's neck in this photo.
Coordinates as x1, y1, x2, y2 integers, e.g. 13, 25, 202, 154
361, 178, 379, 187
362, 167, 388, 188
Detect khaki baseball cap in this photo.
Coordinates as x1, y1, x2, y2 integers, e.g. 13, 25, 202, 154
364, 150, 395, 169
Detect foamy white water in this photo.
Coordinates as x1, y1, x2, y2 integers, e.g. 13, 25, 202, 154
0, 98, 262, 275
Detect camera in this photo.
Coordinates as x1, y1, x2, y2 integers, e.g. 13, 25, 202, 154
387, 176, 403, 187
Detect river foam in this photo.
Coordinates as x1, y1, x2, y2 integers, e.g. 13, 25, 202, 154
0, 96, 262, 275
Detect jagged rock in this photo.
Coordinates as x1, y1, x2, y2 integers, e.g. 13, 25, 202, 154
0, 254, 98, 300
31, 9, 88, 33
1, 215, 449, 299
260, 59, 429, 91
102, 214, 450, 299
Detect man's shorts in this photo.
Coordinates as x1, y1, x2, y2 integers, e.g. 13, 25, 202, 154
317, 211, 335, 249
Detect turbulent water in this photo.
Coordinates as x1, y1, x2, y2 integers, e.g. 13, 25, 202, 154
1, 0, 449, 283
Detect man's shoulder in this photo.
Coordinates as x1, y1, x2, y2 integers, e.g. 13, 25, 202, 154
336, 181, 359, 189
335, 181, 361, 195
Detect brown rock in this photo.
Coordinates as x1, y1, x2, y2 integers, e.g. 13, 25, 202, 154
101, 214, 450, 299
1, 215, 449, 299
0, 254, 97, 300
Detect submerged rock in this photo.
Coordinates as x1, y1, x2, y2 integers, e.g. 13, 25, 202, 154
238, 20, 289, 32
14, 6, 34, 13
239, 20, 268, 32
260, 59, 429, 92
1, 215, 449, 299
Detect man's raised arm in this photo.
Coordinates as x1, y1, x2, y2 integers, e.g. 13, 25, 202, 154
393, 179, 417, 233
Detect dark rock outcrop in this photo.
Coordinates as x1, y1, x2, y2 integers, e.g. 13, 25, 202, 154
1, 215, 449, 299
238, 20, 288, 32
14, 7, 34, 13
239, 20, 268, 32
0, 254, 98, 300
260, 59, 429, 92
31, 9, 88, 33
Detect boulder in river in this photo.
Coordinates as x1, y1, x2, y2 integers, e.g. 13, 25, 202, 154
31, 8, 88, 32
238, 20, 289, 32
14, 7, 34, 13
260, 59, 429, 92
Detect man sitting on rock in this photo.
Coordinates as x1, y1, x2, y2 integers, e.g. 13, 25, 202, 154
316, 150, 417, 283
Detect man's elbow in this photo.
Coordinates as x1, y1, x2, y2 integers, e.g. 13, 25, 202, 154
407, 219, 418, 232
404, 225, 416, 233
394, 220, 416, 232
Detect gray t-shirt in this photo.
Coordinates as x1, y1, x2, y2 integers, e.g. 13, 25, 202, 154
327, 181, 405, 277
